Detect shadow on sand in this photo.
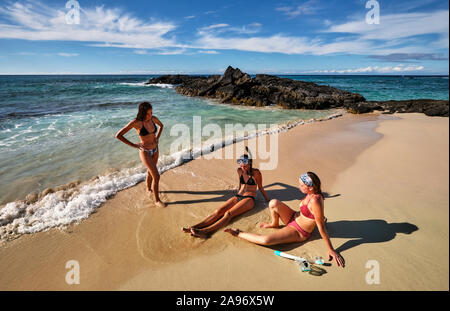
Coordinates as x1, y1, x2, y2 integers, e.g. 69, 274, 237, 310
268, 220, 419, 254
163, 184, 417, 255
161, 182, 339, 206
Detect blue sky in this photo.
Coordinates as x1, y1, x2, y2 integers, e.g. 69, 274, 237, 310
0, 0, 448, 74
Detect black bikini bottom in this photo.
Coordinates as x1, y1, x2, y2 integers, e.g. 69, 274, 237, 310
235, 194, 256, 202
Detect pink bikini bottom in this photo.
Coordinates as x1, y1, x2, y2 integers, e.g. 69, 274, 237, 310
287, 212, 311, 239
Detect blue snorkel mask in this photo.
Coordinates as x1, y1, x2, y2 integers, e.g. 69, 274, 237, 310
237, 146, 253, 165
237, 157, 249, 165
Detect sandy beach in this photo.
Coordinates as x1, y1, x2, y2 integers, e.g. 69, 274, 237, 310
0, 112, 448, 291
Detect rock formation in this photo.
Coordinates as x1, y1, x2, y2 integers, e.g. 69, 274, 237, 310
146, 66, 449, 117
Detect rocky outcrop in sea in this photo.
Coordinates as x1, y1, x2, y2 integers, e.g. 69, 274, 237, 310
146, 66, 449, 117
344, 99, 449, 117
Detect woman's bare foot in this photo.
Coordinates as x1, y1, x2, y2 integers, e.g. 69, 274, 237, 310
155, 201, 166, 208
224, 228, 241, 236
190, 228, 209, 239
259, 222, 278, 229
182, 227, 192, 233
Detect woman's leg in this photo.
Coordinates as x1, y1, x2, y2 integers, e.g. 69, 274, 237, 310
139, 150, 163, 205
191, 198, 255, 238
260, 199, 295, 228
225, 226, 306, 246
146, 170, 153, 193
150, 149, 159, 195
182, 196, 239, 232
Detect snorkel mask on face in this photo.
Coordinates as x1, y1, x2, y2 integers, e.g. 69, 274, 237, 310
237, 157, 249, 165
237, 146, 252, 166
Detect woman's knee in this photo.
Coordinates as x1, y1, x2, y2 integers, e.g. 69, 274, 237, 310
269, 199, 279, 210
222, 210, 234, 222
150, 171, 160, 181
214, 207, 226, 217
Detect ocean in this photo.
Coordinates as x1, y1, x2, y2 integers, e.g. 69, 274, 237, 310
0, 74, 448, 239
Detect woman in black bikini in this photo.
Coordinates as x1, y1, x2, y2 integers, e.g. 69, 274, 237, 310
115, 101, 166, 207
184, 148, 270, 238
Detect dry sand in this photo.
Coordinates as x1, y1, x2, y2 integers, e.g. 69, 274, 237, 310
0, 112, 448, 291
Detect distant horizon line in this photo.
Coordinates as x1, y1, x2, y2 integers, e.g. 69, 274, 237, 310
0, 73, 448, 77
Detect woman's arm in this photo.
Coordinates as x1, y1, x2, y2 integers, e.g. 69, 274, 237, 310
153, 116, 164, 141
237, 168, 242, 191
254, 170, 270, 202
312, 198, 345, 268
115, 119, 140, 149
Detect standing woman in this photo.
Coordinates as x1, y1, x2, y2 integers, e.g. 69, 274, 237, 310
115, 101, 166, 207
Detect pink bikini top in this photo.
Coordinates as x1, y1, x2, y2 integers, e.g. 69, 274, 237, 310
299, 195, 320, 220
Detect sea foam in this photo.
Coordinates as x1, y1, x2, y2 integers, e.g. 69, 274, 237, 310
119, 82, 174, 88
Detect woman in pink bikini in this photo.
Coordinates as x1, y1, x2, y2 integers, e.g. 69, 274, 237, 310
225, 172, 345, 268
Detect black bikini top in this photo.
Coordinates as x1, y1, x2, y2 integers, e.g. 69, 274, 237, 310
240, 173, 256, 186
139, 118, 157, 136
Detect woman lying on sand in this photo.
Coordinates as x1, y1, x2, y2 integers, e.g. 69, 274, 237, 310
225, 172, 345, 268
183, 148, 270, 238
115, 101, 166, 207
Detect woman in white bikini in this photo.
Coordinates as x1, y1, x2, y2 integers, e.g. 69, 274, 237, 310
115, 101, 165, 207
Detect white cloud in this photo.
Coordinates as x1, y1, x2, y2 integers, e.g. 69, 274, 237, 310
308, 64, 425, 74
194, 33, 316, 54
276, 0, 319, 19
201, 23, 229, 30
153, 48, 186, 55
325, 10, 449, 42
197, 50, 220, 54
57, 53, 79, 57
198, 23, 262, 36
192, 9, 449, 55
0, 1, 179, 50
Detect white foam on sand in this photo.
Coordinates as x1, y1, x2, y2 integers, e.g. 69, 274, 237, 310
119, 82, 174, 88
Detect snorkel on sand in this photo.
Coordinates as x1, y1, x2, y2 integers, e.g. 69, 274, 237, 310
274, 250, 327, 276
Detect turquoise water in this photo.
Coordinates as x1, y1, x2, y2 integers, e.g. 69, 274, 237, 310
0, 74, 447, 240
283, 75, 449, 101
0, 75, 340, 205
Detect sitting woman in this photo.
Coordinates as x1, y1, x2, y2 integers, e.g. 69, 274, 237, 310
184, 149, 269, 239
225, 172, 345, 268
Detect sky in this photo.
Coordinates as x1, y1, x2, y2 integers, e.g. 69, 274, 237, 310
0, 0, 448, 74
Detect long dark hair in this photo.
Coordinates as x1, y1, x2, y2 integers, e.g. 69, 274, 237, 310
307, 171, 324, 199
136, 102, 152, 121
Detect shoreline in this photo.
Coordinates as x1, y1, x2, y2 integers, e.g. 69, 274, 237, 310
0, 109, 344, 243
0, 112, 448, 290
